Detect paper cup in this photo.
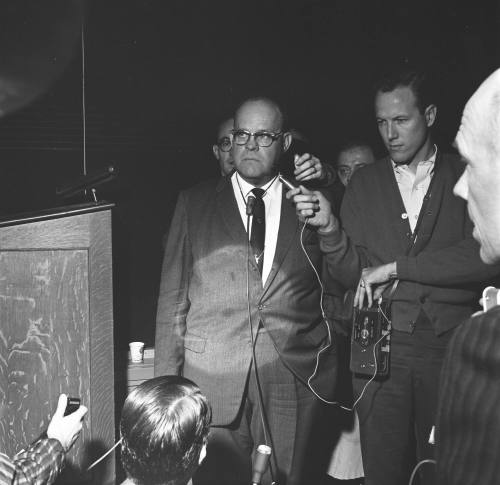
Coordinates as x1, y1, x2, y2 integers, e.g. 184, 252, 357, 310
129, 341, 145, 363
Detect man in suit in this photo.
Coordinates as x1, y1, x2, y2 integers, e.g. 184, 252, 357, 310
155, 97, 337, 485
435, 69, 500, 484
288, 64, 498, 485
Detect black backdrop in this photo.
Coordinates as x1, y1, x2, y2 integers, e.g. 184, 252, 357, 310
0, 0, 499, 347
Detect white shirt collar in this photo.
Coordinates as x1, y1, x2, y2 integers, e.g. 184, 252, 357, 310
233, 172, 281, 200
391, 144, 438, 171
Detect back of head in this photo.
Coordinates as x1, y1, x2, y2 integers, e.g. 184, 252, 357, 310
373, 61, 435, 113
459, 68, 500, 163
120, 376, 211, 485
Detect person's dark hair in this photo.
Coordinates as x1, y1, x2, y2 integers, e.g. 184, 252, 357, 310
120, 376, 211, 485
374, 63, 435, 113
234, 96, 289, 131
335, 140, 374, 166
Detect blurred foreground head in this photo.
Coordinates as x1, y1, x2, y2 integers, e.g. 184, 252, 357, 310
120, 375, 211, 485
453, 68, 500, 264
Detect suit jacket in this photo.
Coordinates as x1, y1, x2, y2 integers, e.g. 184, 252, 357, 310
155, 176, 337, 425
319, 151, 499, 334
436, 305, 500, 484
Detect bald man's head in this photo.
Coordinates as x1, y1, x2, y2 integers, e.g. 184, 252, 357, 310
232, 98, 291, 187
453, 68, 500, 263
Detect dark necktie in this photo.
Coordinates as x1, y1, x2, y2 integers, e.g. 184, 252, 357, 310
250, 188, 265, 273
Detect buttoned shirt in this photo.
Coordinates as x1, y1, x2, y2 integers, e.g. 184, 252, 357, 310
392, 145, 437, 232
231, 172, 282, 284
0, 438, 65, 485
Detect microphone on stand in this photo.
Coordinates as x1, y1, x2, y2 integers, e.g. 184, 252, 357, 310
252, 444, 272, 485
246, 196, 256, 216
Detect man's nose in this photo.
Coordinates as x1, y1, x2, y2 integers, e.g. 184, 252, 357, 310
453, 171, 468, 200
245, 134, 258, 150
387, 122, 398, 141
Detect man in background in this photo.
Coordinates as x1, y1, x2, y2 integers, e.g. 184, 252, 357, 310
212, 118, 235, 177
335, 141, 376, 186
435, 68, 500, 484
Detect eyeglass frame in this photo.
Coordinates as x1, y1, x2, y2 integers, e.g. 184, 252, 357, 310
216, 136, 232, 152
230, 128, 284, 148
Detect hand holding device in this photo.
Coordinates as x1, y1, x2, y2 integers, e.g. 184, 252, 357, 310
47, 394, 87, 451
293, 153, 325, 182
285, 183, 338, 232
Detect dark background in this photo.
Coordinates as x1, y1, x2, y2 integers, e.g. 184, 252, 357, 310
0, 0, 499, 347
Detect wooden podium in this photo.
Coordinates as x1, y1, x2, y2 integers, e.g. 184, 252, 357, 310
0, 203, 115, 484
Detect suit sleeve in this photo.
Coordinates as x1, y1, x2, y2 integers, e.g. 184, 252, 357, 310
154, 192, 192, 377
397, 235, 500, 286
318, 182, 371, 290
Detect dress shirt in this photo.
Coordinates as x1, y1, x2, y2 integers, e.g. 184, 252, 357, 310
231, 172, 282, 284
0, 438, 65, 485
392, 145, 437, 232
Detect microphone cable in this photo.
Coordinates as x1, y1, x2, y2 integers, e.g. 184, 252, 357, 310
298, 218, 381, 412
245, 196, 278, 485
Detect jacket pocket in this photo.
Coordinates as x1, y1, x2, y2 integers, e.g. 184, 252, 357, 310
184, 331, 207, 353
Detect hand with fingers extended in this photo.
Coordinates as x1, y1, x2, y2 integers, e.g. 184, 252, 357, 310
286, 185, 339, 232
354, 262, 397, 309
293, 153, 327, 182
47, 394, 88, 452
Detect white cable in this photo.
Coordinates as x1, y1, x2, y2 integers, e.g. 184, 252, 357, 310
300, 218, 387, 411
408, 458, 436, 485
86, 439, 122, 471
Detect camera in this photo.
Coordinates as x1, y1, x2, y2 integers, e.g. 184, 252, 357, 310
350, 300, 391, 377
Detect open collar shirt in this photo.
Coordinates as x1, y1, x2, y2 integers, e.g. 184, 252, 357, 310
392, 144, 437, 232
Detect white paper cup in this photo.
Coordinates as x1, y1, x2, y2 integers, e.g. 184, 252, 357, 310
129, 341, 145, 363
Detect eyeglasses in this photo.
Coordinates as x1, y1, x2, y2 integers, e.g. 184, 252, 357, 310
217, 137, 232, 152
231, 129, 283, 148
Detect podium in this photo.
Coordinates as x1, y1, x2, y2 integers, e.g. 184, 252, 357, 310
0, 203, 115, 484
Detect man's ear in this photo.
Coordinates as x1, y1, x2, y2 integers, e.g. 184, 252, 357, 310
282, 132, 292, 152
212, 145, 220, 160
425, 104, 437, 128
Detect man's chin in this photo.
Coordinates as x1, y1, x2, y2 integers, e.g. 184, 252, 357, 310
480, 245, 500, 265
390, 152, 409, 164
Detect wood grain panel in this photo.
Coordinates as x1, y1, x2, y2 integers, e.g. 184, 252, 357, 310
0, 250, 90, 464
0, 206, 115, 484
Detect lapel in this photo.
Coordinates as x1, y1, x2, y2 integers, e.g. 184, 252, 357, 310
261, 188, 299, 296
215, 176, 248, 244
380, 158, 414, 254
410, 150, 446, 256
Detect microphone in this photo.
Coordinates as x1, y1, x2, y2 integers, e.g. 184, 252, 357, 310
251, 444, 272, 485
246, 196, 256, 216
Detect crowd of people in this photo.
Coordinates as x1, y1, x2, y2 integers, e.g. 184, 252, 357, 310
155, 62, 500, 485
3, 64, 500, 485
